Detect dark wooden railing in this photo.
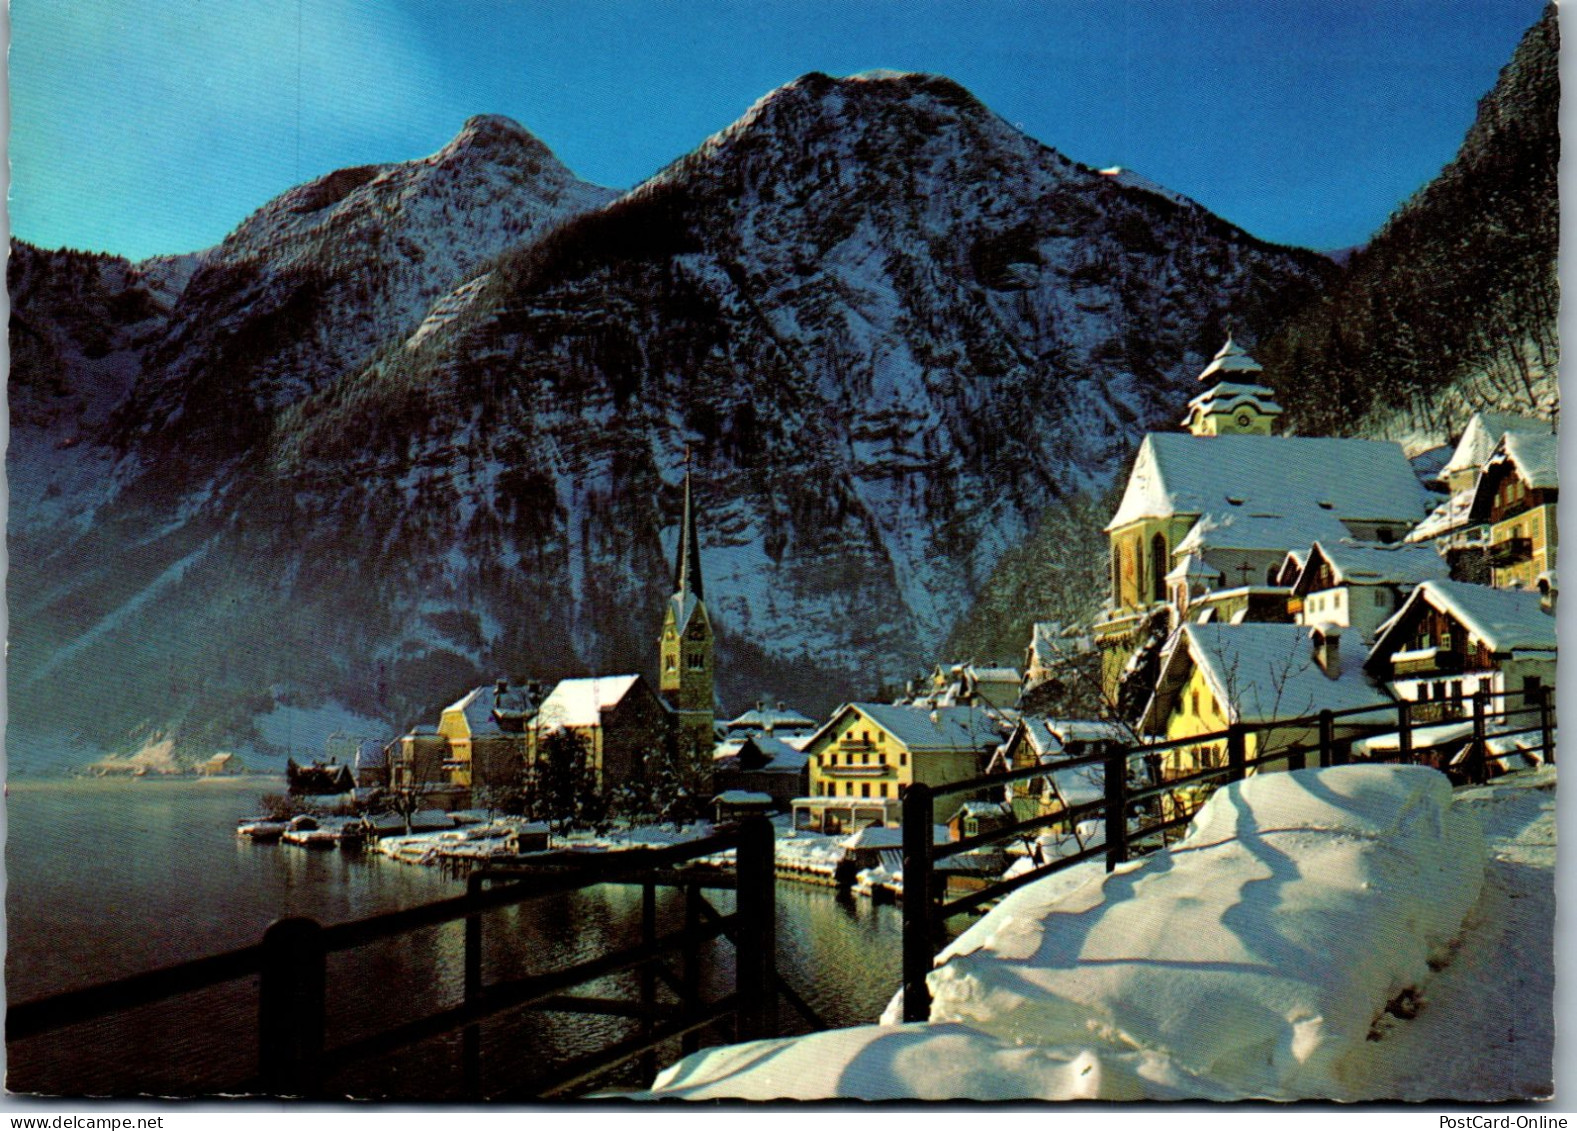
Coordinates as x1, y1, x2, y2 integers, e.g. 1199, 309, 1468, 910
902, 686, 1554, 1022
9, 816, 815, 1099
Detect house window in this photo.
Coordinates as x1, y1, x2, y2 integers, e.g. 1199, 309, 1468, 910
665, 655, 676, 670
1375, 590, 1387, 607
861, 783, 871, 798
879, 783, 889, 797
687, 651, 705, 670
1191, 690, 1200, 716
900, 752, 908, 766
1150, 533, 1168, 604
862, 753, 870, 765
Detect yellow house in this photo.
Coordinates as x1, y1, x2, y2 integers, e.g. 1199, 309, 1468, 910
1140, 622, 1390, 817
794, 703, 1007, 831
1468, 432, 1558, 591
437, 680, 534, 791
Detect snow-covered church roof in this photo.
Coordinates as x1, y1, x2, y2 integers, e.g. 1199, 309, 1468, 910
535, 675, 644, 729
1197, 336, 1264, 382
1108, 433, 1430, 533
1181, 381, 1284, 428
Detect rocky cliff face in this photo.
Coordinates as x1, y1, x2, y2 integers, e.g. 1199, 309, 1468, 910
9, 79, 1333, 769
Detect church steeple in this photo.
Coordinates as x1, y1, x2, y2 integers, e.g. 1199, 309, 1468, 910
1182, 335, 1283, 436
659, 451, 715, 762
673, 450, 705, 602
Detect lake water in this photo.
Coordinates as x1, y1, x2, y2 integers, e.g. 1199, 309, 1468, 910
6, 777, 904, 1099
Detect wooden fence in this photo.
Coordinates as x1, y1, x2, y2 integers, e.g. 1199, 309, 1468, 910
901, 686, 1554, 1022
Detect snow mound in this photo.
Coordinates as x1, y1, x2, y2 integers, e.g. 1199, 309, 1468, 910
925, 765, 1485, 1098
639, 1022, 1236, 1102
636, 765, 1486, 1101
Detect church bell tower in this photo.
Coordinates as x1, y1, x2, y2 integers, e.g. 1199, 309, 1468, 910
659, 454, 715, 763
1182, 335, 1283, 436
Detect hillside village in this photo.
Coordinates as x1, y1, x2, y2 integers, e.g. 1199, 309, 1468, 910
313, 332, 1556, 866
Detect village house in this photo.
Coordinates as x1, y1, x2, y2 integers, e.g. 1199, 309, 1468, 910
711, 731, 810, 810
903, 662, 1023, 709
1139, 622, 1390, 814
1364, 579, 1557, 717
793, 702, 1009, 831
436, 679, 536, 791
722, 699, 818, 739
1096, 336, 1430, 696
1289, 540, 1450, 643
987, 716, 1129, 826
1467, 431, 1558, 592
1406, 411, 1553, 582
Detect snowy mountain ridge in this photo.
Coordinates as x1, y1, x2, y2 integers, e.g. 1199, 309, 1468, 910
13, 74, 1332, 766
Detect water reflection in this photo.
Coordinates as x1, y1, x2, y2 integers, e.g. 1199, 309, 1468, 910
8, 779, 904, 1097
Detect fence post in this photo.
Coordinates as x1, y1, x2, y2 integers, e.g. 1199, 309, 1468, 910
1226, 724, 1247, 782
1104, 744, 1128, 873
463, 874, 484, 1100
734, 816, 777, 1042
1321, 710, 1341, 767
259, 917, 326, 1097
1471, 686, 1490, 785
1398, 700, 1413, 766
1538, 684, 1556, 767
639, 879, 658, 1081
902, 782, 935, 1023
682, 883, 703, 1056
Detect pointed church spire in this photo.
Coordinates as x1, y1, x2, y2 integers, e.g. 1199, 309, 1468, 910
673, 447, 704, 601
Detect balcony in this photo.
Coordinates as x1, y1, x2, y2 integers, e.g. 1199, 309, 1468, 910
1409, 701, 1465, 725
1391, 648, 1464, 677
821, 764, 892, 778
1488, 537, 1534, 568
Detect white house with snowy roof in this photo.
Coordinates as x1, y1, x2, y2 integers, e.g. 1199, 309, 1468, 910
1364, 579, 1557, 718
1290, 540, 1450, 643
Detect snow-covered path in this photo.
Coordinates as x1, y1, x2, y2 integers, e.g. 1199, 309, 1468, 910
1351, 768, 1556, 1101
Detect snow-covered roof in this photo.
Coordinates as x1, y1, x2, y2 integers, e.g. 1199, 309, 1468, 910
810, 703, 1007, 755
725, 700, 818, 733
1195, 336, 1264, 382
535, 674, 643, 729
1015, 716, 1129, 758
840, 825, 906, 850
1109, 434, 1428, 533
1027, 623, 1094, 668
1174, 509, 1354, 556
740, 733, 810, 773
949, 800, 1012, 823
1468, 432, 1560, 523
1144, 622, 1385, 730
440, 681, 535, 736
1165, 553, 1223, 584
1371, 580, 1556, 660
1296, 540, 1449, 593
1441, 411, 1552, 476
1405, 489, 1476, 543
1408, 444, 1452, 486
713, 790, 774, 806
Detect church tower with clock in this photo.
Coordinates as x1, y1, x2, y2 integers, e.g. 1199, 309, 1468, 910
1181, 336, 1283, 436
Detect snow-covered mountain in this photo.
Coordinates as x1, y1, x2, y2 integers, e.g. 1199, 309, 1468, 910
9, 77, 1333, 769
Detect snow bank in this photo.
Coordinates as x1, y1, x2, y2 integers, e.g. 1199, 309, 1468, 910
639, 1022, 1236, 1102
637, 765, 1486, 1101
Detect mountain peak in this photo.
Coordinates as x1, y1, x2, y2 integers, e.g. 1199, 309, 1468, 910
439, 113, 555, 164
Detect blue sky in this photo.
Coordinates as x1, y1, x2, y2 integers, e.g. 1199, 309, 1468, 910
11, 0, 1547, 260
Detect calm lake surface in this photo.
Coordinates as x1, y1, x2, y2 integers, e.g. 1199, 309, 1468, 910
6, 777, 903, 1098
